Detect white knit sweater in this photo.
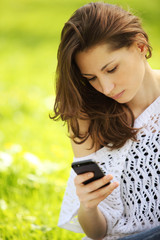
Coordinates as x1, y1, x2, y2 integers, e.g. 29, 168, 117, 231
58, 96, 160, 240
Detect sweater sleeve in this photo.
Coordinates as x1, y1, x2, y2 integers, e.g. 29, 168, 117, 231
58, 152, 97, 233
58, 147, 126, 235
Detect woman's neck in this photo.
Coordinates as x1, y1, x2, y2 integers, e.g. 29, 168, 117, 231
127, 62, 160, 119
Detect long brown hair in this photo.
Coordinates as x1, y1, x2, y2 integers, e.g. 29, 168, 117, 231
50, 2, 152, 150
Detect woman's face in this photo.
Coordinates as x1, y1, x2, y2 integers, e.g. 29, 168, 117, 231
75, 43, 146, 104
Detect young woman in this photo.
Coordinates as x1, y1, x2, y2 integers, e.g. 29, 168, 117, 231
50, 2, 160, 240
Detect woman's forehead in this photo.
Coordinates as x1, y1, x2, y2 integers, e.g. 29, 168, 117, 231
75, 44, 127, 71
75, 44, 112, 63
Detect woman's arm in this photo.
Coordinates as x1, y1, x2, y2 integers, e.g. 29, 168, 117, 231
70, 118, 99, 158
70, 119, 119, 239
78, 204, 107, 240
76, 173, 118, 239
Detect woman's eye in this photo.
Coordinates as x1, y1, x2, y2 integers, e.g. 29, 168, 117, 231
87, 76, 96, 82
107, 66, 117, 73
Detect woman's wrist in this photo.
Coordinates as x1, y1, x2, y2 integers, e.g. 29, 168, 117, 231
79, 202, 98, 212
78, 204, 108, 239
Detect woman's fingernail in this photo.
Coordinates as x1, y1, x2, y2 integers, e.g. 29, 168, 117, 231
105, 175, 112, 180
88, 172, 93, 177
114, 182, 119, 187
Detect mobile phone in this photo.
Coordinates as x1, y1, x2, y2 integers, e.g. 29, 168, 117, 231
71, 159, 110, 186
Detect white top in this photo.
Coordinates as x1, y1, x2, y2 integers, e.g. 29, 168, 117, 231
58, 96, 160, 240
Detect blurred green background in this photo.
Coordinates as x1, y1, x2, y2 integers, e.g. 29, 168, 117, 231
0, 0, 159, 239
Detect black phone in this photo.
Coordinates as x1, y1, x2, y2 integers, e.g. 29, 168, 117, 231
71, 159, 110, 186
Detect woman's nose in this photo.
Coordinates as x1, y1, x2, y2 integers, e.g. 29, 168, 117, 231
99, 77, 115, 95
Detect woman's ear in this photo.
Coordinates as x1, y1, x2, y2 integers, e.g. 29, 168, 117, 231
135, 33, 148, 56
137, 42, 147, 53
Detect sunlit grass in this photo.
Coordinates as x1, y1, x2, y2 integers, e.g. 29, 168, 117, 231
0, 0, 160, 239
0, 144, 83, 239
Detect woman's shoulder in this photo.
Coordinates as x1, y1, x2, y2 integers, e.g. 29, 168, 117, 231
69, 118, 100, 158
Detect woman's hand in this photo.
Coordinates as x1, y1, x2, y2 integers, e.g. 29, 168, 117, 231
74, 172, 119, 210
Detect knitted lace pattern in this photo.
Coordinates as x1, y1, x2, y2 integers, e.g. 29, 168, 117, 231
58, 97, 160, 240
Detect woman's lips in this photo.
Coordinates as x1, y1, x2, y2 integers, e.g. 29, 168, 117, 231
111, 90, 125, 100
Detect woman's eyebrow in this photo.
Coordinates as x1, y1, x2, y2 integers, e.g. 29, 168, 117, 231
101, 59, 115, 71
82, 59, 115, 76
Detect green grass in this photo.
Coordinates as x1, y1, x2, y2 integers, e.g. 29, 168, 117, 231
0, 0, 160, 239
